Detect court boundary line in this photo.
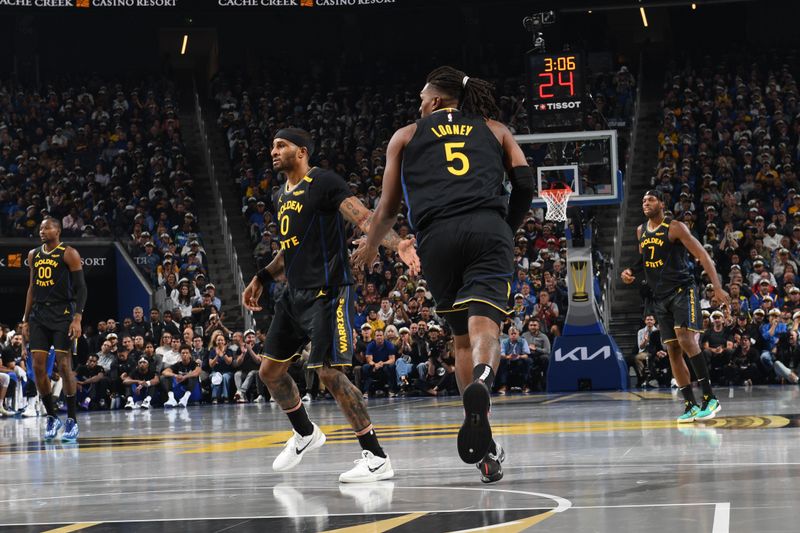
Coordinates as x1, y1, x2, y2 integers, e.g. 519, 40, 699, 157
0, 485, 571, 508
3, 461, 799, 489
0, 501, 730, 528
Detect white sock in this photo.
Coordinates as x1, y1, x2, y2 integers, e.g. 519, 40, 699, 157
168, 391, 176, 400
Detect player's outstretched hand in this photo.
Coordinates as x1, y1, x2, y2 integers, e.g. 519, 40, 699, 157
351, 236, 379, 273
397, 236, 420, 277
242, 279, 264, 312
621, 268, 636, 284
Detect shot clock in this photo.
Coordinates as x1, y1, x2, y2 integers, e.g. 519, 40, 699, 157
527, 52, 584, 129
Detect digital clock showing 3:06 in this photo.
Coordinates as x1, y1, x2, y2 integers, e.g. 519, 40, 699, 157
528, 52, 584, 103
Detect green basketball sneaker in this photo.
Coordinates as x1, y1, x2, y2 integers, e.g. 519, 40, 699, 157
677, 402, 701, 423
695, 396, 721, 420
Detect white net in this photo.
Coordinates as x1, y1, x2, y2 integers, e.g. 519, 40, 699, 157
541, 188, 572, 222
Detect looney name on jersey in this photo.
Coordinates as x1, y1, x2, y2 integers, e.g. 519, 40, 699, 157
430, 124, 474, 138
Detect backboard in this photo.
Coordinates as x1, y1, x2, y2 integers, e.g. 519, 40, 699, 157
513, 129, 622, 208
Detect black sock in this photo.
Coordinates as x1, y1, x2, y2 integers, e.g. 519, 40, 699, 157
472, 364, 495, 390
488, 439, 497, 455
357, 427, 386, 458
285, 403, 314, 437
688, 354, 714, 399
679, 385, 697, 406
66, 395, 77, 420
42, 393, 57, 417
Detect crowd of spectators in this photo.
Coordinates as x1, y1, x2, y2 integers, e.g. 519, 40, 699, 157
631, 50, 800, 387
0, 77, 223, 332
0, 63, 639, 415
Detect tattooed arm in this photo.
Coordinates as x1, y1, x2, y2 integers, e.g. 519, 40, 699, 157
349, 125, 420, 275
339, 196, 403, 251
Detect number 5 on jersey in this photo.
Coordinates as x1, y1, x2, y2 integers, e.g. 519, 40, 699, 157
444, 142, 470, 176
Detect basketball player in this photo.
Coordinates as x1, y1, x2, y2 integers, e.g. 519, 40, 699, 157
242, 127, 419, 483
352, 66, 534, 483
621, 191, 729, 422
21, 218, 87, 442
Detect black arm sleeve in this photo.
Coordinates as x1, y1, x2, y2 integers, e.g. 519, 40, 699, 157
506, 166, 535, 231
629, 254, 644, 277
70, 269, 87, 315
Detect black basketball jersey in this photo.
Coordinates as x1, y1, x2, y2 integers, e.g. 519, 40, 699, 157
401, 108, 507, 231
31, 242, 75, 316
274, 167, 354, 289
639, 219, 694, 297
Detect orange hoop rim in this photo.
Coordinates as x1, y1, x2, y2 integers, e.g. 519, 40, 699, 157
539, 184, 573, 199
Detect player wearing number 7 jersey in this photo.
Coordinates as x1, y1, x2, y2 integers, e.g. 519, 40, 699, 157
352, 65, 535, 483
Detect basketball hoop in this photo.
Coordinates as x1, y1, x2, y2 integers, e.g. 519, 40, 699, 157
540, 185, 572, 222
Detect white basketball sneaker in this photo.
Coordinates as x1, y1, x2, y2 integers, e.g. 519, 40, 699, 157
339, 450, 394, 483
272, 423, 326, 472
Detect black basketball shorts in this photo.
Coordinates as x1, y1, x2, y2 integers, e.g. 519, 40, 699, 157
417, 210, 513, 334
653, 285, 703, 343
263, 285, 355, 368
29, 318, 73, 354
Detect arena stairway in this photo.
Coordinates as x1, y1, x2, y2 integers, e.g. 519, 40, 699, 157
198, 107, 264, 323
606, 98, 663, 356
179, 108, 243, 327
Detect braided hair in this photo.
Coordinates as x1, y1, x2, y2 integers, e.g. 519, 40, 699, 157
426, 65, 500, 120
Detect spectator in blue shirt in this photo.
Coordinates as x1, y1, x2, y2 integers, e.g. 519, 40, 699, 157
496, 327, 532, 394
760, 308, 792, 382
361, 330, 398, 397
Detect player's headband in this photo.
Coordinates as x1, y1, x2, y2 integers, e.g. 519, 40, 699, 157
274, 128, 314, 157
643, 190, 662, 201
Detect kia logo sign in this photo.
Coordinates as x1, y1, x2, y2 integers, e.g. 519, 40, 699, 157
554, 345, 612, 362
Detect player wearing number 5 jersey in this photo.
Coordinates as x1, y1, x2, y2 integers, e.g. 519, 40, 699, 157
22, 218, 87, 442
353, 66, 535, 483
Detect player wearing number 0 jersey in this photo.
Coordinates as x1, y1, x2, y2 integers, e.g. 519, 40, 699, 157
622, 191, 730, 423
242, 127, 420, 483
353, 66, 535, 483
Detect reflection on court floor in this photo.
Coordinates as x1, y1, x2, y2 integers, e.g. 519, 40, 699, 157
1, 385, 797, 532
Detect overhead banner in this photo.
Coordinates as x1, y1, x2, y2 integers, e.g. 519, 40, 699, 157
0, 243, 114, 279
0, 0, 401, 9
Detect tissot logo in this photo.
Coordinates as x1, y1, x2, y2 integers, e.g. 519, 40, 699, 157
554, 345, 611, 362
81, 257, 107, 267
537, 101, 582, 111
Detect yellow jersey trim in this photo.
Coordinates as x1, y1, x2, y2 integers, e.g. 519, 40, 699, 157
260, 353, 298, 363
306, 363, 352, 369
450, 298, 512, 316
41, 243, 64, 255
